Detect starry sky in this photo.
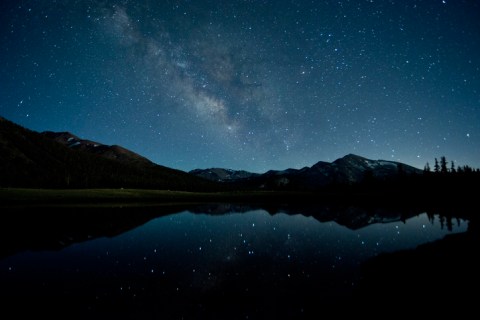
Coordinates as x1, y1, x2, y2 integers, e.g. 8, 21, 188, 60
1, 0, 479, 173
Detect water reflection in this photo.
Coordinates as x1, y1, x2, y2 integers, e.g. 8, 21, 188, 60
0, 204, 469, 318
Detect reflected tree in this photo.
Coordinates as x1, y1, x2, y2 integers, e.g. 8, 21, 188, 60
439, 215, 445, 229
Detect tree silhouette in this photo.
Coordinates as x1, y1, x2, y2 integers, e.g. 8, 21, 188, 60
424, 162, 431, 173
450, 160, 456, 173
434, 158, 440, 173
440, 156, 448, 173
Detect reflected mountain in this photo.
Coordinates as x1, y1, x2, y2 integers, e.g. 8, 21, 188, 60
0, 205, 191, 259
0, 203, 468, 260
190, 203, 422, 230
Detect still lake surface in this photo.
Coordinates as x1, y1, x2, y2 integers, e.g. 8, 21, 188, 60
0, 204, 467, 318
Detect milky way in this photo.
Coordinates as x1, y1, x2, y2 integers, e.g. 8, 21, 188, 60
1, 0, 479, 172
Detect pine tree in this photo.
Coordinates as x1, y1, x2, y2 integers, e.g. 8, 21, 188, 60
424, 162, 431, 173
450, 160, 456, 173
434, 158, 440, 173
440, 156, 448, 173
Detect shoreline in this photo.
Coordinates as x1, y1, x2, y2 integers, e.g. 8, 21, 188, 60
1, 188, 477, 214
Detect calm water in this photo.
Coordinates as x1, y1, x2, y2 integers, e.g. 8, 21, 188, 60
0, 205, 467, 318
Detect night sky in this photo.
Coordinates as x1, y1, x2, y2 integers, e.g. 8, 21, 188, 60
1, 0, 479, 173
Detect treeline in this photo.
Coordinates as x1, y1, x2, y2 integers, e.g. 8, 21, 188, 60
354, 155, 479, 199
423, 156, 479, 174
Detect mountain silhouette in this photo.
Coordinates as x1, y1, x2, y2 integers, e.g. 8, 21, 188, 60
1, 115, 422, 191
189, 168, 260, 181
191, 153, 422, 190
41, 131, 154, 167
0, 116, 216, 190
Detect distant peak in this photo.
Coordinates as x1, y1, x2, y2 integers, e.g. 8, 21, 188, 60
333, 154, 367, 164
189, 167, 259, 182
342, 153, 366, 160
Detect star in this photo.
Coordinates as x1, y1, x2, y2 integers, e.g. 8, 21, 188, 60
0, 0, 478, 171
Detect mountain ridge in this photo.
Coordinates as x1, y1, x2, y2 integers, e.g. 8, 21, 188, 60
190, 153, 422, 190
189, 168, 260, 182
0, 116, 217, 190
1, 115, 422, 191
41, 131, 154, 167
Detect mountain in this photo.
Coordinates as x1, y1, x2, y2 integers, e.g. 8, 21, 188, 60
189, 168, 259, 182
0, 116, 216, 190
41, 131, 154, 167
0, 115, 423, 191
304, 153, 421, 184
192, 154, 422, 190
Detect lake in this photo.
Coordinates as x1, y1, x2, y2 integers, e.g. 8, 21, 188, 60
0, 204, 469, 318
